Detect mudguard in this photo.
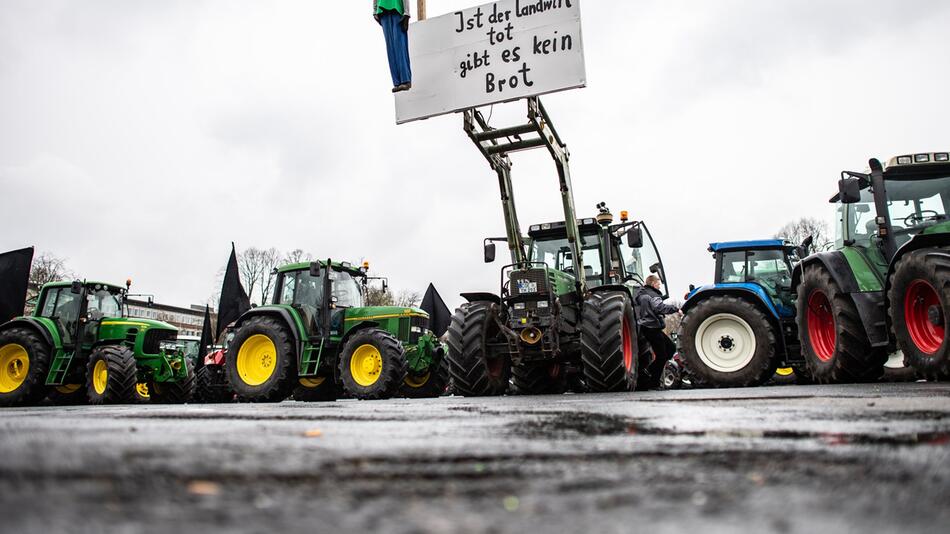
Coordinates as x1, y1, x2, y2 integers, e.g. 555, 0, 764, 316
0, 317, 57, 349
793, 251, 889, 347
460, 292, 502, 305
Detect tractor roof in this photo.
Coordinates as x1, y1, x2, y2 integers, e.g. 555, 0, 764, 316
278, 261, 365, 276
43, 281, 125, 291
708, 240, 789, 252
528, 217, 602, 237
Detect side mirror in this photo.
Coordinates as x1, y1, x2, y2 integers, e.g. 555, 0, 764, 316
70, 281, 83, 294
382, 280, 389, 293
649, 262, 661, 275
626, 227, 643, 248
484, 242, 496, 263
309, 262, 322, 277
838, 178, 862, 204
799, 235, 814, 257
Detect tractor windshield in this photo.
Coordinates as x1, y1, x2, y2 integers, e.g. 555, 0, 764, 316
330, 270, 364, 308
845, 175, 950, 248
528, 232, 603, 282
85, 288, 122, 320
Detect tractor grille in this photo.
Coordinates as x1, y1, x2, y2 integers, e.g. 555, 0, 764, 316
410, 315, 429, 343
510, 269, 549, 296
143, 329, 177, 354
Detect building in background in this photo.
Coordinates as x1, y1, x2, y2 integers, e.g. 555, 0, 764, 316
126, 299, 216, 338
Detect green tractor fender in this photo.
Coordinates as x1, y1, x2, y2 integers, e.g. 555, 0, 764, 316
339, 320, 382, 345
0, 317, 61, 351
234, 307, 305, 360
792, 251, 889, 347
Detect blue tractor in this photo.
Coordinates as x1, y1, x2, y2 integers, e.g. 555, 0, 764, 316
676, 239, 810, 387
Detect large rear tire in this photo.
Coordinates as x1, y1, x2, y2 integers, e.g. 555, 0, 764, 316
446, 301, 509, 397
292, 376, 340, 402
581, 292, 638, 393
0, 327, 52, 407
889, 248, 950, 379
796, 265, 886, 383
86, 345, 137, 405
225, 316, 297, 402
194, 365, 233, 403
338, 328, 406, 400
679, 296, 777, 388
149, 359, 196, 404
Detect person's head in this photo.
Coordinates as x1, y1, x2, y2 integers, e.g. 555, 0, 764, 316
645, 274, 663, 290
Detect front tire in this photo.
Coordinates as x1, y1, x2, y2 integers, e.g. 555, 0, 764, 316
225, 316, 297, 403
581, 292, 638, 393
86, 345, 137, 405
797, 265, 886, 383
679, 296, 777, 388
889, 249, 950, 379
446, 301, 510, 397
149, 359, 196, 404
0, 327, 52, 407
400, 350, 450, 399
338, 328, 406, 400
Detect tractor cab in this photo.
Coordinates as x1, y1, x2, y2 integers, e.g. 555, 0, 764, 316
835, 152, 950, 266
272, 261, 367, 338
36, 281, 126, 348
707, 241, 799, 316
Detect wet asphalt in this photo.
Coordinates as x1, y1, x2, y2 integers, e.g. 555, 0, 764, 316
1, 382, 948, 534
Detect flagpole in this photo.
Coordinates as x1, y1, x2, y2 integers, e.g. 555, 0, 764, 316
418, 0, 426, 20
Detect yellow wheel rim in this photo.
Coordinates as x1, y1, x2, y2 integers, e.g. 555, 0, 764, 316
0, 344, 30, 394
299, 377, 326, 389
136, 383, 150, 399
237, 334, 277, 386
404, 372, 431, 388
349, 344, 383, 387
776, 367, 794, 377
93, 359, 109, 395
56, 384, 81, 395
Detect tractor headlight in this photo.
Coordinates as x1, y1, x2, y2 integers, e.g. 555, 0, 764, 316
935, 153, 949, 162
541, 224, 551, 230
914, 153, 931, 163
410, 326, 422, 333
897, 155, 913, 165
530, 225, 540, 231
537, 301, 549, 308
514, 303, 526, 310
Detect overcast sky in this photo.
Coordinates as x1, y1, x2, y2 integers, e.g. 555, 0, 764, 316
2, 0, 949, 310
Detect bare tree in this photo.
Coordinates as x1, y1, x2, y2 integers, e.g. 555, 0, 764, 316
284, 249, 311, 264
395, 290, 422, 308
237, 247, 264, 305
365, 286, 394, 306
28, 252, 73, 304
257, 247, 283, 305
775, 217, 834, 252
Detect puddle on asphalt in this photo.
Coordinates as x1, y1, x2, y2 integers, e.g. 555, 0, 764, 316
507, 411, 950, 447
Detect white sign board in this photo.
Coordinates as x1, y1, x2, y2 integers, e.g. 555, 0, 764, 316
395, 0, 586, 124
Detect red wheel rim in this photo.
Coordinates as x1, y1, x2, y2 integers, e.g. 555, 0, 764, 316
622, 317, 634, 372
904, 279, 944, 354
807, 290, 836, 362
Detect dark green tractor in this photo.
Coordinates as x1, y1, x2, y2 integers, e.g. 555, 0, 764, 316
0, 280, 193, 406
224, 260, 446, 402
794, 152, 950, 382
453, 205, 668, 396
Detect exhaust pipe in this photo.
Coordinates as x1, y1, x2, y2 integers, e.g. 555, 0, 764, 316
520, 327, 543, 345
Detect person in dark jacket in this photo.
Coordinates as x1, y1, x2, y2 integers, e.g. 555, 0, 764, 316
636, 274, 680, 388
374, 0, 412, 92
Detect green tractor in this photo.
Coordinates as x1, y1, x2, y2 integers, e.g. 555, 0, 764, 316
0, 280, 194, 406
447, 98, 669, 396
794, 152, 950, 381
224, 260, 446, 402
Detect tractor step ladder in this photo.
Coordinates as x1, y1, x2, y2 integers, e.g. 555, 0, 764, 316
462, 97, 587, 294
46, 350, 75, 385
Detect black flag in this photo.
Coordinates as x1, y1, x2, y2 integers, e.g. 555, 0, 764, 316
196, 304, 213, 370
0, 247, 34, 323
420, 283, 451, 338
216, 243, 250, 339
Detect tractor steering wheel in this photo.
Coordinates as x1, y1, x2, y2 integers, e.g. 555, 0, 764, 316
904, 210, 940, 226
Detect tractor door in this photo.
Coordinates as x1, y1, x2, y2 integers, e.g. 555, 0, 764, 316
37, 285, 85, 350
615, 223, 670, 298
277, 269, 325, 338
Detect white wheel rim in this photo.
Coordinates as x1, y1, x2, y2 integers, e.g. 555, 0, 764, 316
694, 313, 757, 373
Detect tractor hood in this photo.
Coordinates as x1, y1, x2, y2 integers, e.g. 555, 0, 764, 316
921, 220, 950, 235
99, 317, 178, 338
